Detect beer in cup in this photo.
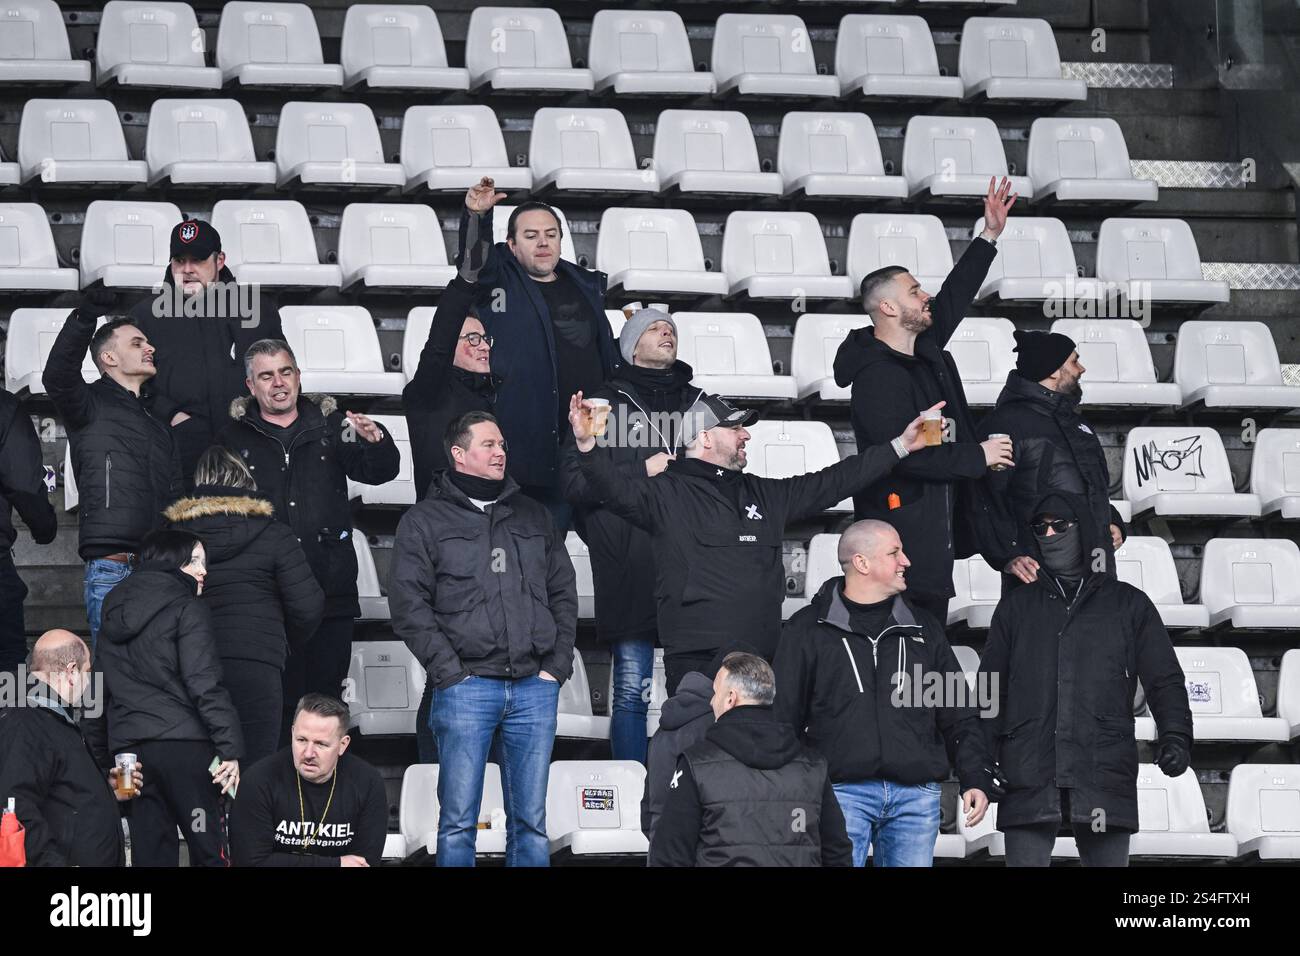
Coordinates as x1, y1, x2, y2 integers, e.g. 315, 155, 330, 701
587, 398, 612, 438
114, 752, 137, 797
988, 433, 1012, 471
621, 302, 643, 321
921, 409, 944, 447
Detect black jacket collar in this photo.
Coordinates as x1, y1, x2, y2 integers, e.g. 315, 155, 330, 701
995, 371, 1082, 415
812, 577, 919, 634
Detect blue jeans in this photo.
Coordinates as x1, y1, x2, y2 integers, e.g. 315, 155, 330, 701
84, 559, 132, 651
832, 779, 942, 867
610, 638, 655, 764
428, 674, 559, 867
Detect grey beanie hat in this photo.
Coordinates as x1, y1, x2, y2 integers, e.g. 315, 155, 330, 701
619, 307, 676, 365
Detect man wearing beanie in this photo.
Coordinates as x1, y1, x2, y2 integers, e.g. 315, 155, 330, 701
977, 328, 1127, 591
559, 306, 702, 764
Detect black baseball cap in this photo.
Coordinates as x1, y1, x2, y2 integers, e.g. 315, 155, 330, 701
681, 393, 759, 448
170, 219, 222, 261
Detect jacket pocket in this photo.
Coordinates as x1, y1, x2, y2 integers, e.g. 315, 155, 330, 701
995, 716, 1038, 789
433, 576, 493, 661
1092, 714, 1137, 792
679, 525, 779, 605
528, 579, 558, 656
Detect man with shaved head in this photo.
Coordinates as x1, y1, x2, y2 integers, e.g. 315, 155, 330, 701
774, 520, 993, 867
0, 630, 142, 866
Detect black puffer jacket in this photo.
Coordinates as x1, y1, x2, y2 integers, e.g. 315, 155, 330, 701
42, 305, 183, 560
215, 394, 400, 619
0, 389, 57, 550
164, 488, 325, 668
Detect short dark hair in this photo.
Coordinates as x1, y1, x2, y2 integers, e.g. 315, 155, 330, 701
506, 202, 562, 241
139, 528, 203, 569
89, 318, 139, 373
718, 652, 776, 706
443, 410, 500, 464
293, 693, 350, 737
859, 265, 911, 316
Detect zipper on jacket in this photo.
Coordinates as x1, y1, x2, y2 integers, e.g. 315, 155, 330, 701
105, 452, 111, 509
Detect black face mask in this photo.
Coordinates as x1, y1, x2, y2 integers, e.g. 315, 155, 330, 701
1036, 524, 1084, 581
449, 470, 506, 502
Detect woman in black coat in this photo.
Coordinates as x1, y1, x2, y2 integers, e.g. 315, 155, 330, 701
93, 528, 243, 867
165, 447, 325, 767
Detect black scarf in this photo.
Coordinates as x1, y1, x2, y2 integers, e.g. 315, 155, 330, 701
449, 470, 506, 503
1036, 525, 1085, 585
618, 362, 694, 412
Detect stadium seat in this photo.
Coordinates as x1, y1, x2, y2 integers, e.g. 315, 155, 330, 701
846, 213, 952, 296
337, 203, 455, 292
0, 156, 17, 186
902, 115, 1031, 202
401, 307, 435, 382
957, 17, 1086, 103
1049, 319, 1182, 408
673, 312, 796, 401
782, 531, 842, 619
400, 105, 532, 195
279, 306, 404, 397
1111, 498, 1132, 523
0, 204, 80, 291
1173, 321, 1300, 410
588, 10, 714, 97
1028, 118, 1158, 205
340, 4, 468, 92
273, 102, 402, 189
1121, 427, 1260, 518
464, 7, 593, 93
957, 796, 1001, 856
353, 530, 389, 620
557, 649, 611, 741
605, 309, 627, 341
1250, 429, 1300, 518
78, 200, 180, 289
1148, 646, 1290, 743
398, 764, 507, 858
948, 555, 1001, 628
1226, 763, 1300, 860
1112, 537, 1208, 629
4, 309, 100, 394
951, 644, 979, 690
1199, 538, 1300, 631
720, 211, 854, 300
63, 443, 76, 512
17, 99, 147, 186
834, 15, 963, 101
1095, 218, 1230, 306
777, 112, 909, 201
652, 110, 784, 198
215, 1, 342, 89
974, 216, 1093, 304
710, 14, 838, 100
597, 208, 727, 298
565, 532, 594, 621
0, 0, 92, 85
545, 761, 649, 857
528, 108, 657, 195
96, 2, 221, 90
1279, 650, 1300, 741
946, 316, 1017, 406
744, 420, 850, 512
145, 99, 276, 188
346, 414, 415, 505
211, 200, 342, 288
345, 640, 423, 736
491, 204, 577, 262
791, 313, 872, 402
1129, 766, 1238, 860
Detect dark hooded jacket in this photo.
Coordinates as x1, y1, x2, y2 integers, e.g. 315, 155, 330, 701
0, 388, 57, 550
643, 670, 714, 838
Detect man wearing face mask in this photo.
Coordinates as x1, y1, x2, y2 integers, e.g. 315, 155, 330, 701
977, 495, 1192, 867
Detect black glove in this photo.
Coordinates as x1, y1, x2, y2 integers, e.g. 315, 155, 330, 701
80, 285, 122, 317
1155, 734, 1191, 778
985, 763, 1007, 801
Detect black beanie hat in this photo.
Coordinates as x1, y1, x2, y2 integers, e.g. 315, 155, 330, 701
1013, 329, 1076, 381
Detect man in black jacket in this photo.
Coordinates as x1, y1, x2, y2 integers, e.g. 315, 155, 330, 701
389, 410, 577, 867
775, 520, 991, 867
43, 297, 183, 647
570, 390, 940, 695
216, 339, 400, 740
832, 178, 1018, 623
649, 652, 852, 867
978, 494, 1193, 867
977, 330, 1126, 591
0, 389, 57, 672
129, 219, 283, 484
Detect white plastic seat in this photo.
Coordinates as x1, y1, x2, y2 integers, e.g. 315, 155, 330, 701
17, 99, 147, 186
674, 312, 796, 401
545, 761, 648, 857
145, 98, 276, 187
946, 316, 1016, 406
1112, 536, 1209, 629
274, 102, 402, 189
340, 4, 468, 92
337, 203, 454, 292
782, 531, 841, 619
1226, 763, 1300, 860
0, 0, 92, 85
353, 531, 389, 621
1111, 498, 1132, 523
951, 644, 979, 689
1174, 321, 1300, 410
490, 204, 577, 262
1129, 766, 1237, 859
0, 160, 17, 186
846, 213, 952, 296
1250, 429, 1300, 518
743, 420, 850, 512
63, 443, 77, 512
95, 2, 221, 89
1122, 427, 1260, 518
398, 764, 506, 858
958, 17, 1086, 102
1028, 118, 1157, 205
958, 795, 1001, 856
0, 204, 79, 291
652, 110, 784, 198
464, 7, 593, 93
791, 313, 872, 401
588, 10, 714, 97
835, 14, 963, 101
402, 307, 435, 383
78, 200, 180, 289
948, 555, 1001, 628
721, 211, 853, 301
565, 532, 594, 621
346, 414, 414, 506
1279, 650, 1300, 741
1199, 538, 1300, 631
974, 216, 1088, 303
345, 640, 424, 736
606, 309, 627, 341
529, 108, 657, 195
279, 306, 404, 398
4, 308, 100, 394
1167, 646, 1289, 742
777, 112, 909, 200
215, 2, 342, 89
210, 200, 341, 288
1096, 218, 1230, 306
597, 208, 726, 298
902, 115, 1031, 201
711, 14, 838, 99
400, 105, 532, 195
557, 649, 611, 741
1049, 319, 1181, 408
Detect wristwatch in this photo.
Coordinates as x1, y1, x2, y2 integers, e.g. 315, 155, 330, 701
979, 230, 998, 246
